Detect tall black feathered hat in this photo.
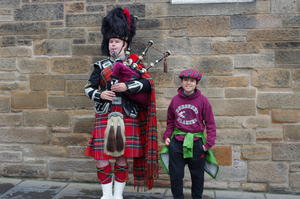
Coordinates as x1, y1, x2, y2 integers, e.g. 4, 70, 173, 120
101, 7, 137, 56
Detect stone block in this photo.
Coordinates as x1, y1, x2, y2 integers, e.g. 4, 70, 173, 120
0, 58, 16, 70
241, 145, 271, 160
212, 42, 261, 54
48, 96, 93, 110
247, 29, 300, 41
66, 80, 86, 95
165, 2, 256, 16
217, 163, 247, 181
242, 116, 270, 129
212, 145, 232, 166
231, 15, 282, 29
252, 69, 291, 88
203, 76, 249, 88
187, 16, 229, 37
165, 37, 212, 55
15, 4, 63, 21
30, 75, 65, 91
49, 158, 95, 172
0, 72, 15, 80
290, 162, 300, 172
0, 0, 20, 8
290, 173, 300, 189
86, 5, 105, 12
0, 82, 25, 91
192, 56, 233, 76
282, 15, 300, 27
0, 96, 10, 113
215, 116, 243, 129
234, 54, 275, 69
66, 146, 86, 158
0, 36, 15, 47
50, 57, 90, 74
272, 109, 299, 123
72, 45, 101, 56
225, 88, 256, 98
72, 116, 94, 134
23, 145, 67, 158
66, 14, 102, 27
284, 125, 300, 141
0, 47, 31, 57
0, 114, 22, 126
292, 70, 300, 88
272, 143, 300, 161
0, 164, 47, 178
0, 151, 22, 163
248, 161, 288, 183
12, 91, 47, 109
271, 0, 297, 13
216, 129, 256, 145
65, 2, 84, 13
137, 18, 161, 30
210, 99, 256, 116
257, 93, 300, 109
263, 41, 300, 49
241, 183, 268, 192
201, 88, 224, 98
108, 4, 145, 18
24, 111, 70, 127
17, 58, 48, 73
275, 50, 300, 64
0, 127, 49, 144
0, 22, 47, 36
34, 39, 71, 56
51, 133, 90, 146
48, 28, 85, 39
256, 128, 283, 142
88, 32, 102, 44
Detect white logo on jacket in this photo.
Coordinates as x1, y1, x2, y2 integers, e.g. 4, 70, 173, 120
175, 104, 198, 125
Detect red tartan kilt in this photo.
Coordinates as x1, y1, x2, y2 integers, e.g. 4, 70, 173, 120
85, 112, 144, 160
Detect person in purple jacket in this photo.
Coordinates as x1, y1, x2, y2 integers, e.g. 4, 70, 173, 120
163, 69, 217, 199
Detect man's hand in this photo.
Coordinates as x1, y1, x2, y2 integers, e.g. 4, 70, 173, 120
100, 90, 116, 101
111, 83, 127, 92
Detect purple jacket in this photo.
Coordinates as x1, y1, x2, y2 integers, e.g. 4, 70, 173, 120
163, 87, 216, 150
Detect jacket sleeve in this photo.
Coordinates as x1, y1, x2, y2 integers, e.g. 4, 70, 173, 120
84, 66, 103, 103
125, 78, 151, 94
163, 99, 175, 140
202, 97, 217, 150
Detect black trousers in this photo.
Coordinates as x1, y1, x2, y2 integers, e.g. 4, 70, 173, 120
169, 138, 205, 199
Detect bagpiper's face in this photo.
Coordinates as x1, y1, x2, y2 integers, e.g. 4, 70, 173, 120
109, 38, 127, 58
181, 77, 197, 95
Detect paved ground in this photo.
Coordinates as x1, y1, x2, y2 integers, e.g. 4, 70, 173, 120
0, 178, 299, 199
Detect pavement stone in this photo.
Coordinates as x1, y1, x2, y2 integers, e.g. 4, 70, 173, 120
0, 178, 299, 199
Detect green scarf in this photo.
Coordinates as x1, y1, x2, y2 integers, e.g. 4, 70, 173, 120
159, 128, 219, 178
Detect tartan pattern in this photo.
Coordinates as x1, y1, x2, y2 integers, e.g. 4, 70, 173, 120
114, 164, 129, 182
133, 71, 159, 190
179, 69, 202, 81
97, 164, 113, 184
86, 112, 143, 160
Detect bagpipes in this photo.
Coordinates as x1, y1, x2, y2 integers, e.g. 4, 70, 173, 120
111, 40, 171, 106
112, 40, 171, 82
123, 40, 171, 74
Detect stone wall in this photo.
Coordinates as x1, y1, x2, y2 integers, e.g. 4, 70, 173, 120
0, 0, 299, 194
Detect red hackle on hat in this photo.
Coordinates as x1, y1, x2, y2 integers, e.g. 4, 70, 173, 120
122, 8, 131, 29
